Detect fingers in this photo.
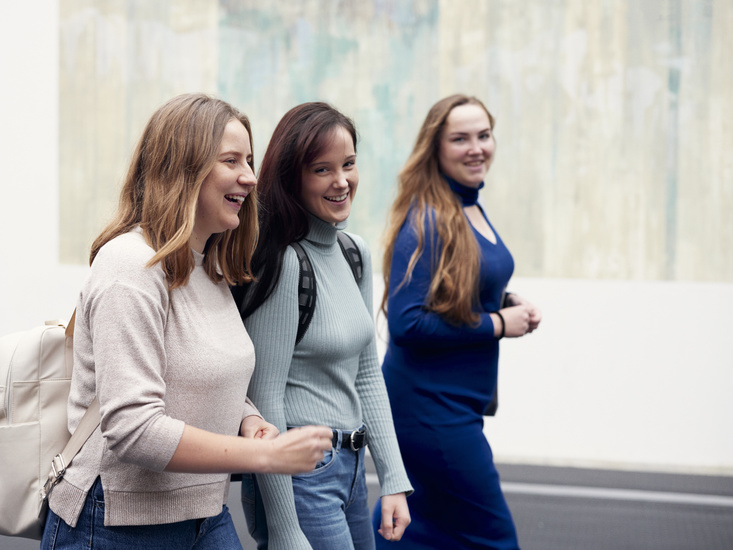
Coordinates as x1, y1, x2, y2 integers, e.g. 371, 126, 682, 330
391, 514, 410, 541
260, 425, 280, 439
296, 425, 333, 450
268, 425, 332, 474
378, 494, 411, 541
379, 505, 394, 540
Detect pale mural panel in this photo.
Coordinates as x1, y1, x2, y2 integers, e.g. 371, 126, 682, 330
60, 0, 732, 282
59, 0, 219, 264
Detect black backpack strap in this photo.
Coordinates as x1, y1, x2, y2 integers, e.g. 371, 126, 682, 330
336, 231, 363, 286
290, 242, 316, 346
291, 233, 362, 346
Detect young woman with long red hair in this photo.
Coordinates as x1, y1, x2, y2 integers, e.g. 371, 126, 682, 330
372, 94, 542, 549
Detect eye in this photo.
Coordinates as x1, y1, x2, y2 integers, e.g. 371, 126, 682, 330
344, 160, 355, 168
314, 167, 328, 174
452, 137, 465, 143
480, 132, 492, 140
224, 158, 237, 165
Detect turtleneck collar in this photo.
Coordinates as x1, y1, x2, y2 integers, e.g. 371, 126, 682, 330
443, 174, 484, 206
303, 212, 348, 248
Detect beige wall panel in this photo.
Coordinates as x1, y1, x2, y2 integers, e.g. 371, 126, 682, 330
59, 0, 218, 264
438, 0, 731, 281
59, 0, 732, 281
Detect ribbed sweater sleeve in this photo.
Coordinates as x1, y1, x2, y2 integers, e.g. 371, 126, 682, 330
349, 233, 412, 498
387, 209, 496, 346
244, 248, 310, 549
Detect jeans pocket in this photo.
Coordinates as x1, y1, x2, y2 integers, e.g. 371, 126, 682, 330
294, 448, 336, 479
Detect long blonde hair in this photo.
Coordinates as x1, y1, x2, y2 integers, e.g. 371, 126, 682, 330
90, 93, 258, 288
381, 94, 495, 325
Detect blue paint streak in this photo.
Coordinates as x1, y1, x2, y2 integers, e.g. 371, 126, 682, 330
665, 0, 681, 280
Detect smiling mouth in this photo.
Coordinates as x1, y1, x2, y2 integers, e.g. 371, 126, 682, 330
325, 193, 348, 202
225, 194, 246, 204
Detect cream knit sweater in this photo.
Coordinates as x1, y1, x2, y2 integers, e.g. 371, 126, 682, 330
49, 228, 259, 527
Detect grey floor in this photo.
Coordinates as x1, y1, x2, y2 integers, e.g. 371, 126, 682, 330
4, 461, 733, 549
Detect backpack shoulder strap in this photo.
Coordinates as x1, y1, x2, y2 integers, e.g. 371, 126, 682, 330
336, 231, 363, 286
291, 234, 362, 346
290, 242, 316, 346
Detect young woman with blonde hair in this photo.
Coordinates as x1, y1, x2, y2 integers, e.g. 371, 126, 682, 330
372, 94, 542, 549
42, 93, 332, 550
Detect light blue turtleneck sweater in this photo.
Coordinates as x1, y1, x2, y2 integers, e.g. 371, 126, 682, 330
244, 215, 412, 550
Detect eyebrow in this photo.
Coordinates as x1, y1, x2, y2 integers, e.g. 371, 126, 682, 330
219, 149, 252, 159
447, 128, 491, 136
310, 154, 357, 166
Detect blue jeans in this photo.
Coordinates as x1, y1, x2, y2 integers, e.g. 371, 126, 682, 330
242, 429, 374, 550
41, 477, 242, 549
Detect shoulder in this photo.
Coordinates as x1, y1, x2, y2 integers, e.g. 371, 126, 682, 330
89, 229, 167, 293
339, 231, 371, 263
396, 205, 439, 243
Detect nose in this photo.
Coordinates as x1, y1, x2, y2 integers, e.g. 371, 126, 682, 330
333, 169, 350, 189
238, 164, 257, 187
467, 138, 482, 154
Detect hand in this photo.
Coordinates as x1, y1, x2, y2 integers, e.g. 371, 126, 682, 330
505, 293, 542, 333
498, 305, 532, 337
240, 415, 279, 439
265, 425, 333, 474
378, 493, 411, 541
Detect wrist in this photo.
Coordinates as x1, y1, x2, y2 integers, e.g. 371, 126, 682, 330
492, 311, 505, 340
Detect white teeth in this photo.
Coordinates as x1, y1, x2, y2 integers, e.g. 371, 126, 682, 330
225, 194, 245, 204
325, 193, 348, 202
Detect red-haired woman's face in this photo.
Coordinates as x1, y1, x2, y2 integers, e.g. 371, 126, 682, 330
438, 104, 495, 188
299, 126, 358, 224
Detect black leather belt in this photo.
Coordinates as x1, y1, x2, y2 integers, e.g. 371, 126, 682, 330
333, 426, 367, 451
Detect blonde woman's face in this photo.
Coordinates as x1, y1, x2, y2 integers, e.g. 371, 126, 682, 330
191, 119, 256, 253
299, 126, 358, 225
438, 104, 495, 188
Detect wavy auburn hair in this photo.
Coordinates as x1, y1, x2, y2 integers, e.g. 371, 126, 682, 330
233, 102, 357, 318
381, 94, 495, 326
90, 93, 258, 288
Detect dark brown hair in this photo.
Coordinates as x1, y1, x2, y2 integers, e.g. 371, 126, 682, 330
234, 102, 357, 317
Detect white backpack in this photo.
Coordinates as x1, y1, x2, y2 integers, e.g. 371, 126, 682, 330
0, 313, 100, 540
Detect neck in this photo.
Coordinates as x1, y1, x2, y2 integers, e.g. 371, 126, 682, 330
442, 174, 484, 206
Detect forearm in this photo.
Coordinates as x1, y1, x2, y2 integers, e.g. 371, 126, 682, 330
165, 424, 270, 473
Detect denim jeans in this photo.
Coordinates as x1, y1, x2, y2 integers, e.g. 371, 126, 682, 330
242, 428, 374, 550
41, 477, 242, 550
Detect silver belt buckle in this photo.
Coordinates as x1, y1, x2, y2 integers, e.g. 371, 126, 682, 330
349, 427, 366, 451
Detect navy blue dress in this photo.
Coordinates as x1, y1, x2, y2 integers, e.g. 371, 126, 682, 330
373, 185, 520, 549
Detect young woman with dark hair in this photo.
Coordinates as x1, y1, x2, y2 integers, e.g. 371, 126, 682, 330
42, 93, 332, 550
234, 102, 412, 550
372, 94, 542, 549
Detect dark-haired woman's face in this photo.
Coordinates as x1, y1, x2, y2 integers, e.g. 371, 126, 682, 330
299, 126, 358, 224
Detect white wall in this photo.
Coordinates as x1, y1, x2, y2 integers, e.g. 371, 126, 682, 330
480, 278, 733, 475
1, 0, 89, 336
373, 276, 733, 476
3, 1, 732, 476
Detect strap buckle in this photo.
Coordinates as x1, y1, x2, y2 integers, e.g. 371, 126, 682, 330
349, 426, 367, 451
40, 454, 67, 501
